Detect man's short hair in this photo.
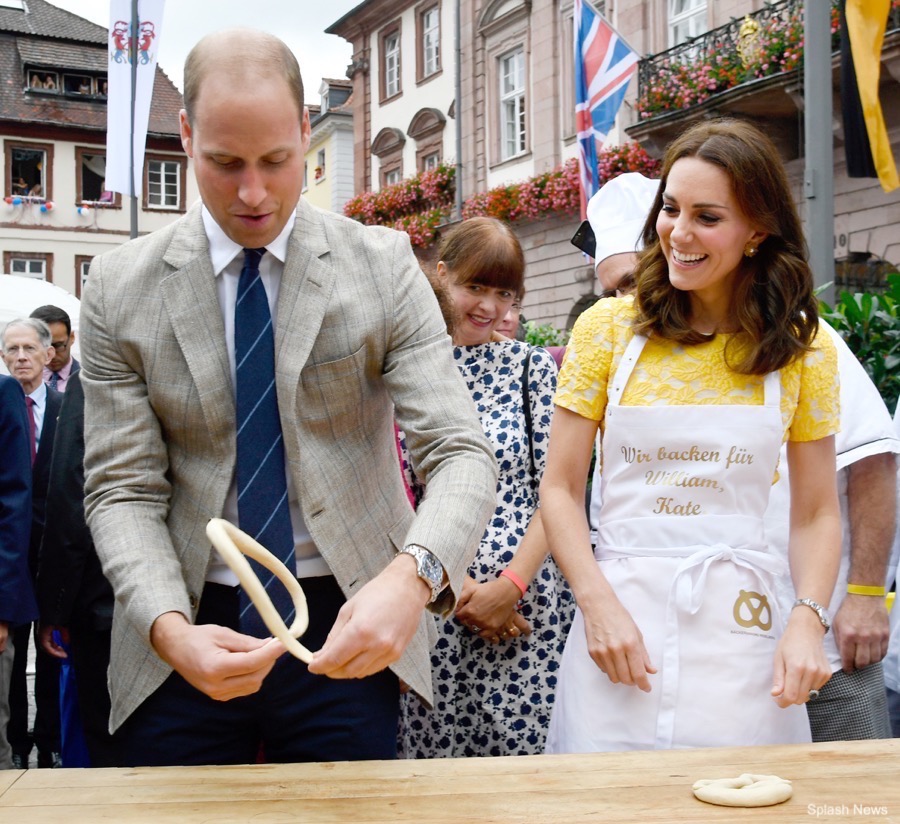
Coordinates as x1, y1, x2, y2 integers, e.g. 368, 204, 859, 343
182, 29, 304, 125
30, 304, 72, 336
3, 317, 51, 349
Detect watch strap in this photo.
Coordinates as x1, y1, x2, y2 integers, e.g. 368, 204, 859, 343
401, 544, 444, 604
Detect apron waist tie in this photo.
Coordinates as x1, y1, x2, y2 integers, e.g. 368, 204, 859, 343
598, 543, 788, 749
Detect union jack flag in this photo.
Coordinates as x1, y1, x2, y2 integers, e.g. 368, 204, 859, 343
575, 0, 640, 217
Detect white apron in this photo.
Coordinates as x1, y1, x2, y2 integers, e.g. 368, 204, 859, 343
547, 334, 811, 752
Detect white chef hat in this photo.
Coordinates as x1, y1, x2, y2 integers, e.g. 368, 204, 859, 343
587, 172, 659, 267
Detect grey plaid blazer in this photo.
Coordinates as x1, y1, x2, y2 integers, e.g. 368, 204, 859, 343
80, 199, 497, 731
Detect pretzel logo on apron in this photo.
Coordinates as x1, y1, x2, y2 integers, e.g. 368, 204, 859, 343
732, 589, 772, 631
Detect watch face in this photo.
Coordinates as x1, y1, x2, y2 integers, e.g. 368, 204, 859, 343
419, 551, 442, 586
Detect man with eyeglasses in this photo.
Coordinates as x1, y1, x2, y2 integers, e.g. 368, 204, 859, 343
1, 318, 62, 769
29, 306, 79, 393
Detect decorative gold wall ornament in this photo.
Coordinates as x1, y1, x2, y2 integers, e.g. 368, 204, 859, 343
737, 15, 762, 69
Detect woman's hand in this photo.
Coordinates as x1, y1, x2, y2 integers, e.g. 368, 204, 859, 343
581, 597, 657, 692
456, 575, 532, 643
771, 608, 831, 707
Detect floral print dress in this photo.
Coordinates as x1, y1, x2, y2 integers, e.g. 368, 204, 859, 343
398, 340, 574, 757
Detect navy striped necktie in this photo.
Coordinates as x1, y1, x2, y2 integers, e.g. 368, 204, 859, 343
234, 247, 296, 636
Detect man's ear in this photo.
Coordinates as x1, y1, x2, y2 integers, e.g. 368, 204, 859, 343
300, 107, 311, 154
179, 109, 193, 157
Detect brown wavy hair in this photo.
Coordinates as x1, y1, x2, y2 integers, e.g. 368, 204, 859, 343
632, 118, 818, 375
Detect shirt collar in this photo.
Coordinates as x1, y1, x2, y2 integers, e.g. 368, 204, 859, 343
44, 358, 73, 382
28, 381, 47, 406
202, 205, 296, 276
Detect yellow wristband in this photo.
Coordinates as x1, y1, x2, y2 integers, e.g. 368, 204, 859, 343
846, 584, 886, 597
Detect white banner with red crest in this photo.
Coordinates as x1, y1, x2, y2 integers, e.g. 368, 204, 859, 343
105, 0, 166, 197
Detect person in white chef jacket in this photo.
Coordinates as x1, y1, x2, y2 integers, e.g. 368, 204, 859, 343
542, 119, 841, 753
764, 326, 898, 740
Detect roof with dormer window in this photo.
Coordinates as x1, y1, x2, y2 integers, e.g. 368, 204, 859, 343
0, 0, 182, 138
0, 0, 106, 42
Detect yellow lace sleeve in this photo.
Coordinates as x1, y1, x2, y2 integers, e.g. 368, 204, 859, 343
785, 325, 840, 442
555, 299, 634, 420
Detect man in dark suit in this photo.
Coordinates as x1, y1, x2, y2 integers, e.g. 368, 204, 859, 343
29, 305, 80, 394
1, 318, 63, 769
37, 371, 119, 766
0, 374, 39, 769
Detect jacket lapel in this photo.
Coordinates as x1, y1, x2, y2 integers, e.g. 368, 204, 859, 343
160, 207, 235, 443
275, 200, 335, 415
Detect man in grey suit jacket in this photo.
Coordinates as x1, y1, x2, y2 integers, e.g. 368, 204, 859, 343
79, 29, 496, 766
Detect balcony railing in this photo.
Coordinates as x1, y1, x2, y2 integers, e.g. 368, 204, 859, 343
636, 0, 900, 122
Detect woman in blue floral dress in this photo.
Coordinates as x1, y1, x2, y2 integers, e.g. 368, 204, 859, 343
398, 217, 573, 757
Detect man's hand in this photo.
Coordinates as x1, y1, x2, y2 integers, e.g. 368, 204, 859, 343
308, 554, 429, 679
833, 594, 890, 672
150, 611, 285, 701
38, 625, 70, 659
837, 452, 897, 672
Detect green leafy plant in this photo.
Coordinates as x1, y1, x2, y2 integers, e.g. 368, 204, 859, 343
524, 321, 569, 348
819, 272, 900, 411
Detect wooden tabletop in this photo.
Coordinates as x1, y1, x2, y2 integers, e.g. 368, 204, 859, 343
1, 739, 898, 823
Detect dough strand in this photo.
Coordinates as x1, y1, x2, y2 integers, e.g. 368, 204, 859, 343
206, 518, 314, 663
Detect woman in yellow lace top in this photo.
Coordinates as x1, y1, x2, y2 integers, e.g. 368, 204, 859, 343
542, 119, 841, 753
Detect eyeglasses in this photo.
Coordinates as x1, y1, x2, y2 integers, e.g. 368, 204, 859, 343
599, 272, 638, 300
51, 340, 70, 352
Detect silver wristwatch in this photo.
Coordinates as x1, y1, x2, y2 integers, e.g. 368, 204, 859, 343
401, 544, 445, 604
792, 598, 831, 633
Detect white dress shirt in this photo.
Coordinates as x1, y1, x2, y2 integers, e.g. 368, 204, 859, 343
202, 206, 329, 583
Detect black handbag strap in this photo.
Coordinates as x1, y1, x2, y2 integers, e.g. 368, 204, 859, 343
520, 347, 535, 479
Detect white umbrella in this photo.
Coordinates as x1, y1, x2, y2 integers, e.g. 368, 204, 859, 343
0, 275, 81, 374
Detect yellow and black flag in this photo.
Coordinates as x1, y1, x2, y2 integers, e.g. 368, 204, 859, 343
841, 0, 899, 192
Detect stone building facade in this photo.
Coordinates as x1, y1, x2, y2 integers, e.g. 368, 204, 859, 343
329, 0, 900, 328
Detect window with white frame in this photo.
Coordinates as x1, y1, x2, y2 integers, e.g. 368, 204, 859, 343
145, 157, 182, 209
316, 148, 326, 182
385, 31, 401, 98
385, 168, 402, 186
4, 253, 49, 280
422, 6, 440, 78
75, 255, 92, 297
423, 152, 441, 171
500, 49, 526, 161
669, 0, 707, 47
